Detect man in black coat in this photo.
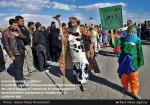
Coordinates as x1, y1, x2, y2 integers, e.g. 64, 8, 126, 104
49, 21, 62, 62
42, 26, 51, 61
33, 22, 47, 72
0, 30, 6, 72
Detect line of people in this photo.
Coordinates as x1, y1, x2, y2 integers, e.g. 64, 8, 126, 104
0, 16, 62, 87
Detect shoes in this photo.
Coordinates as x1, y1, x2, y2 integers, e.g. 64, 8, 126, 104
122, 88, 142, 100
45, 64, 52, 70
132, 94, 142, 100
79, 84, 87, 91
16, 82, 27, 88
44, 64, 49, 69
39, 69, 45, 72
45, 70, 50, 73
121, 89, 128, 94
73, 75, 77, 79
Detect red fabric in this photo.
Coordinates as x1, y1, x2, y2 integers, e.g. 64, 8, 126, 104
103, 43, 108, 48
113, 47, 121, 52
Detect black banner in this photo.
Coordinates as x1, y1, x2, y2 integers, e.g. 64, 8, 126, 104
0, 100, 150, 105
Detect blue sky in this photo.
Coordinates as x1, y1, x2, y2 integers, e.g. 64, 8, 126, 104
0, 0, 150, 28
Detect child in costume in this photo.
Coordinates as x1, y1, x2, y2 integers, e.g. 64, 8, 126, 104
101, 31, 108, 49
112, 30, 121, 59
118, 25, 144, 100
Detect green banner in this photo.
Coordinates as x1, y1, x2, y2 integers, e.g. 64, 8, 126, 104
99, 5, 123, 30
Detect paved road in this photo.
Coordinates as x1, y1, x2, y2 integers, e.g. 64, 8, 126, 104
0, 40, 150, 100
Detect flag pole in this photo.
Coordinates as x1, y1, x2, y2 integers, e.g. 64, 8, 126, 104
111, 30, 114, 45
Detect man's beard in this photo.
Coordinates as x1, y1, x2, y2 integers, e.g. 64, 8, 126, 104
68, 24, 78, 33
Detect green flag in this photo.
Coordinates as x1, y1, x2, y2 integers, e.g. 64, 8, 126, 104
99, 5, 123, 30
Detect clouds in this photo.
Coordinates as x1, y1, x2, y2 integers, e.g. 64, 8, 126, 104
0, 0, 77, 11
0, 1, 128, 28
71, 13, 89, 24
79, 2, 127, 10
0, 0, 149, 28
0, 13, 53, 28
0, 0, 50, 11
0, 0, 20, 8
48, 2, 77, 10
72, 13, 83, 20
65, 0, 76, 2
122, 10, 150, 24
71, 13, 99, 25
0, 0, 127, 11
48, 1, 127, 11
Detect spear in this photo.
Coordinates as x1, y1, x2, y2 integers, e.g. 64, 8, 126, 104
53, 14, 66, 95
